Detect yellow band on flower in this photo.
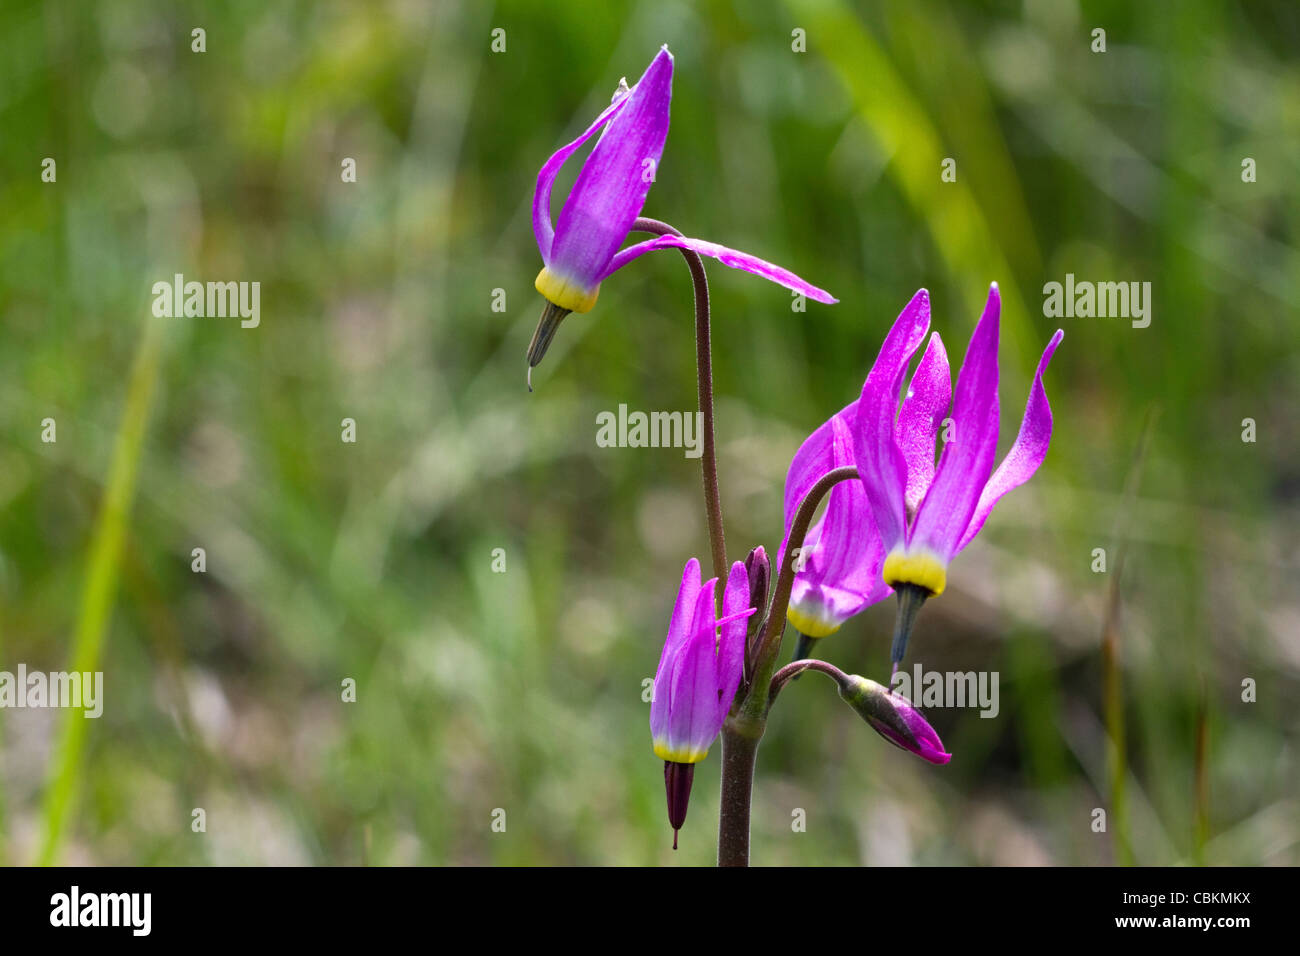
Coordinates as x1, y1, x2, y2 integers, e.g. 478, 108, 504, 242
536, 267, 600, 313
786, 604, 843, 639
653, 740, 709, 763
882, 550, 947, 596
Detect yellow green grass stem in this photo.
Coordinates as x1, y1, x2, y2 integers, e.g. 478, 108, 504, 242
37, 316, 163, 865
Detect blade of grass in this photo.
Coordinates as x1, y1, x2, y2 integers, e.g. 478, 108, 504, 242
788, 0, 1038, 371
36, 313, 163, 865
1194, 676, 1209, 864
1101, 407, 1159, 866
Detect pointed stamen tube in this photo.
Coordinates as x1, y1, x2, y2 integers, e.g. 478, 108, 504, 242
889, 583, 929, 667
663, 760, 695, 850
526, 300, 572, 388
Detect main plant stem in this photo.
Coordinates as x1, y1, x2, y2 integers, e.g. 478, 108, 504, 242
635, 217, 858, 865
630, 218, 727, 596
717, 719, 760, 866
632, 218, 748, 865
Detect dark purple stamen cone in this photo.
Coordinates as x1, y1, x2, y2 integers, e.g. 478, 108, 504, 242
663, 760, 695, 849
526, 300, 571, 390
889, 583, 929, 666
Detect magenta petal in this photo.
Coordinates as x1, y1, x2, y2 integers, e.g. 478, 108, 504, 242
956, 329, 1064, 554
650, 559, 702, 743
532, 92, 631, 261
808, 469, 890, 611
789, 578, 881, 628
853, 290, 932, 554
601, 234, 838, 303
665, 579, 721, 754
896, 332, 951, 516
908, 284, 1002, 563
655, 558, 701, 676
548, 47, 673, 290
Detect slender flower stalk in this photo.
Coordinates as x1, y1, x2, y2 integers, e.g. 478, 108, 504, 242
778, 401, 890, 665
527, 45, 836, 380
631, 218, 727, 594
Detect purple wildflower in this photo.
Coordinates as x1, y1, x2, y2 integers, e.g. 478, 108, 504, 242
778, 286, 1062, 667
856, 286, 1064, 599
528, 45, 836, 375
650, 558, 755, 846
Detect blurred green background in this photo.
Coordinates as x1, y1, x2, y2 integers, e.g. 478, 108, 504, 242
1, 0, 1297, 866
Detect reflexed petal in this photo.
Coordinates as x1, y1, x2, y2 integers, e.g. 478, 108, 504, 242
548, 47, 674, 292
664, 579, 721, 756
956, 329, 1064, 554
853, 290, 932, 553
600, 233, 838, 303
781, 415, 890, 636
787, 577, 885, 637
650, 558, 701, 743
532, 92, 630, 261
805, 473, 890, 611
781, 401, 856, 540
656, 558, 701, 676
896, 332, 951, 516
908, 284, 1002, 563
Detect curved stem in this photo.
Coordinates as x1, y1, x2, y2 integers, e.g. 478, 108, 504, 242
769, 658, 851, 704
740, 465, 859, 723
631, 217, 726, 602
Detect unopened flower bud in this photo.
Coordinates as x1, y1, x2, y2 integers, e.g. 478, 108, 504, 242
744, 546, 769, 618
837, 675, 951, 765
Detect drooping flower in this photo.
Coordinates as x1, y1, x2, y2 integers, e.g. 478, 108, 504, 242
837, 675, 951, 765
528, 45, 837, 377
776, 287, 1062, 669
650, 557, 755, 847
854, 286, 1063, 662
779, 403, 892, 654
